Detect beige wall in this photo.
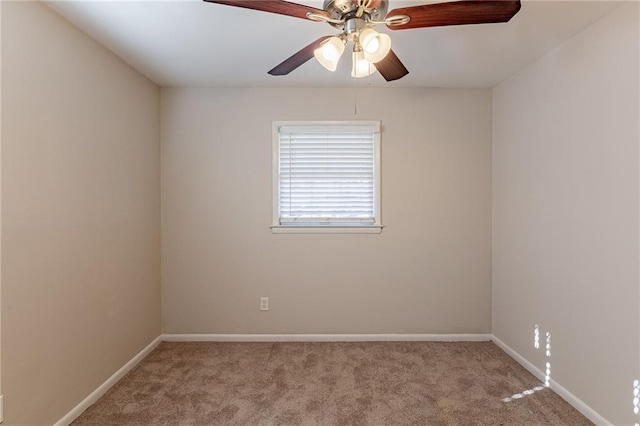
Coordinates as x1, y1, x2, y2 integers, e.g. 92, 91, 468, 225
2, 2, 161, 424
161, 87, 492, 335
492, 3, 639, 425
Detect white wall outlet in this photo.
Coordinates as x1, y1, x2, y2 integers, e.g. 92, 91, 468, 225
260, 297, 269, 311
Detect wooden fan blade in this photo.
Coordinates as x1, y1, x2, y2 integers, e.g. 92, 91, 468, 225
268, 36, 332, 76
386, 0, 521, 31
375, 50, 409, 82
203, 0, 329, 20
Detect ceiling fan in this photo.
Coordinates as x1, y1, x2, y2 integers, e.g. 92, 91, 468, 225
203, 0, 521, 82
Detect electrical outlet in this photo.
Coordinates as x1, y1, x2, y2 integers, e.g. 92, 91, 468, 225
260, 297, 269, 311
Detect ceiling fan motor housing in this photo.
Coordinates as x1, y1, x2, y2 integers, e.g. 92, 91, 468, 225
323, 0, 388, 28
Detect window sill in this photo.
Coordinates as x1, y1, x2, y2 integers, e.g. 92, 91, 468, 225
271, 225, 383, 234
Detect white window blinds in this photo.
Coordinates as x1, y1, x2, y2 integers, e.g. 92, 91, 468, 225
274, 122, 381, 227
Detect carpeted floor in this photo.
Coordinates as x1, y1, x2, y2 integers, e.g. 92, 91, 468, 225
72, 341, 592, 425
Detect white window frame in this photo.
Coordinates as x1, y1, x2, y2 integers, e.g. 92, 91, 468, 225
271, 121, 382, 234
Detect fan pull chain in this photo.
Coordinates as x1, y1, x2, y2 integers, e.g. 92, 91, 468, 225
353, 75, 358, 115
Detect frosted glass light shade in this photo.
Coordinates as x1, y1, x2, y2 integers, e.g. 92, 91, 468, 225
314, 37, 345, 72
360, 28, 391, 63
351, 50, 376, 78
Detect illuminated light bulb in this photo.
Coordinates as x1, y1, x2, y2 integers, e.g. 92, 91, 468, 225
364, 37, 379, 54
323, 43, 340, 62
351, 50, 376, 78
314, 37, 345, 72
359, 28, 391, 63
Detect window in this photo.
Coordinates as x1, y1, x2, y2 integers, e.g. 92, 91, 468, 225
272, 121, 382, 234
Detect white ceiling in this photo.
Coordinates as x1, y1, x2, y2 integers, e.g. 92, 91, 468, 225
44, 0, 621, 88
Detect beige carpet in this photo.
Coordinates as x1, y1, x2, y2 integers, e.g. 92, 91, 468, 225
72, 341, 592, 425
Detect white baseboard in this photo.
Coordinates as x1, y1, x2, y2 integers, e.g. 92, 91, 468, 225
54, 335, 162, 426
162, 333, 493, 342
491, 335, 612, 426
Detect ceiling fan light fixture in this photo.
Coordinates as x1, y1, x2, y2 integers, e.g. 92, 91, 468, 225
351, 50, 376, 78
359, 28, 391, 63
313, 36, 345, 72
205, 0, 522, 82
